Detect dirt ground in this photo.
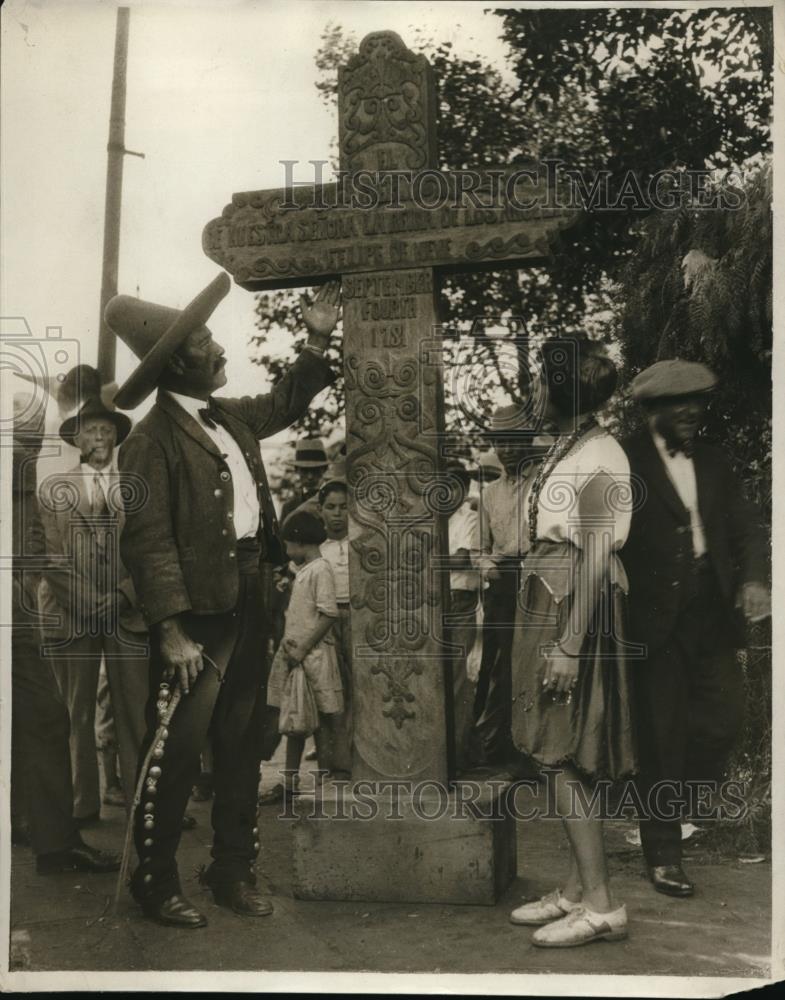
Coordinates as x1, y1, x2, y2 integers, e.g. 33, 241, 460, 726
7, 754, 771, 982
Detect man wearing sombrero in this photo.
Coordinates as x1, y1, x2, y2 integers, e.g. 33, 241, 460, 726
39, 379, 149, 828
106, 273, 340, 928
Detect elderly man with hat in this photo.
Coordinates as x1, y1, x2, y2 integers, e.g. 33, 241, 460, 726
622, 359, 770, 898
38, 378, 149, 828
11, 388, 121, 876
106, 273, 340, 928
280, 436, 329, 522
473, 404, 553, 766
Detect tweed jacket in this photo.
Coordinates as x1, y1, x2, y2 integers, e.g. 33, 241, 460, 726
621, 430, 768, 653
39, 461, 144, 638
118, 351, 333, 628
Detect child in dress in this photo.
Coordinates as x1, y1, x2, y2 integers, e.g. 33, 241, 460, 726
267, 510, 344, 795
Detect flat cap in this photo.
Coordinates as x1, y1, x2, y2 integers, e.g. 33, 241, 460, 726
630, 359, 717, 400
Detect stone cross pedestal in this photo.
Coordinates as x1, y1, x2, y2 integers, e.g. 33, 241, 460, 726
204, 31, 579, 904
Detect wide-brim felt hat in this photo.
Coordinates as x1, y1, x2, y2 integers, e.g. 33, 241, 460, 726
59, 395, 132, 446
106, 272, 231, 410
293, 437, 329, 468
631, 359, 717, 400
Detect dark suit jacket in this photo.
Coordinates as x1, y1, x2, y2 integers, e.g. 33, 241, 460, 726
118, 351, 333, 628
621, 430, 768, 653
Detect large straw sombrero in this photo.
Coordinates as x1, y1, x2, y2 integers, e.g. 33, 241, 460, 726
105, 272, 231, 410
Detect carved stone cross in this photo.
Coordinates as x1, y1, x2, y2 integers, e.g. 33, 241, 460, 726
204, 31, 579, 903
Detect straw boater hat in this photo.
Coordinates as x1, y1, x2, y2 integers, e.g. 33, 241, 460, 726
105, 272, 231, 410
630, 359, 717, 400
293, 437, 328, 469
58, 394, 132, 447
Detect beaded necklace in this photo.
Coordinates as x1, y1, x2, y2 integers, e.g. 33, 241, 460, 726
527, 416, 598, 545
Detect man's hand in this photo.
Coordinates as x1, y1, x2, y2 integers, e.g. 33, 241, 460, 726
300, 280, 341, 348
158, 617, 204, 695
476, 554, 501, 581
736, 581, 771, 623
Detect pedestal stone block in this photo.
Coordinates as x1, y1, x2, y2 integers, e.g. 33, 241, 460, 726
291, 783, 516, 905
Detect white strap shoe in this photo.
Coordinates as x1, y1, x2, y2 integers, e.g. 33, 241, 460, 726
509, 889, 578, 926
532, 903, 628, 947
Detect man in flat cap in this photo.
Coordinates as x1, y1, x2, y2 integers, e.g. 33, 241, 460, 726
106, 273, 340, 928
622, 359, 769, 898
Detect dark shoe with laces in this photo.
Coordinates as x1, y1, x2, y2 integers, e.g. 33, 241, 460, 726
36, 840, 120, 875
648, 864, 695, 897
211, 881, 274, 917
141, 893, 208, 929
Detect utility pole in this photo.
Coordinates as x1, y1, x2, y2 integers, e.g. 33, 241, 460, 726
97, 6, 143, 382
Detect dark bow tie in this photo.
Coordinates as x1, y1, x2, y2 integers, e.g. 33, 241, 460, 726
198, 397, 224, 430
666, 441, 694, 459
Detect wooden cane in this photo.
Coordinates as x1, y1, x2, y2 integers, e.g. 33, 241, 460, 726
112, 654, 220, 916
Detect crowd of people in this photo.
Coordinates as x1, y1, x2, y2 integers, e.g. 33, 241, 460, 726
10, 273, 769, 949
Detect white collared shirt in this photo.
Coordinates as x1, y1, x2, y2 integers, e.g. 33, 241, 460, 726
80, 459, 115, 512
449, 502, 482, 591
320, 536, 349, 602
651, 430, 707, 556
167, 391, 261, 540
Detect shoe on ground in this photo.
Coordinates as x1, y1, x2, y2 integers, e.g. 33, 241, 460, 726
102, 785, 126, 808
211, 880, 274, 917
141, 893, 207, 929
258, 782, 299, 805
74, 811, 101, 829
181, 813, 197, 831
191, 771, 214, 802
532, 903, 628, 948
36, 840, 120, 875
510, 889, 578, 926
648, 864, 694, 897
304, 748, 318, 761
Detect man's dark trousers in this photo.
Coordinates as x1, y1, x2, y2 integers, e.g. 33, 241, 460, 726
12, 627, 80, 857
635, 558, 745, 867
473, 560, 519, 762
131, 541, 276, 904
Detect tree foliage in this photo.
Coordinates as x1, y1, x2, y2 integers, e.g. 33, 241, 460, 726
251, 7, 771, 441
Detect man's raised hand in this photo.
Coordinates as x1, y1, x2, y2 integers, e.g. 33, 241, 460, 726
300, 280, 341, 347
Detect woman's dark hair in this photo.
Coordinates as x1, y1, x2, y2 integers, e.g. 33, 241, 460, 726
540, 337, 617, 417
281, 510, 327, 545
